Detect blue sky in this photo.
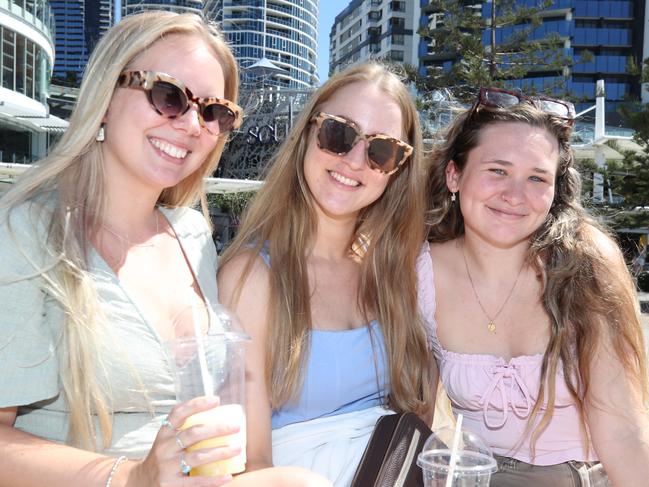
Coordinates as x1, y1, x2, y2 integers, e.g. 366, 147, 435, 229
317, 0, 351, 84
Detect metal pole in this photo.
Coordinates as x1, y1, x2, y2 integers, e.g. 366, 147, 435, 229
594, 79, 605, 142
594, 80, 606, 169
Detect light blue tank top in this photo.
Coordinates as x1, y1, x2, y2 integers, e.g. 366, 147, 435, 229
258, 249, 389, 429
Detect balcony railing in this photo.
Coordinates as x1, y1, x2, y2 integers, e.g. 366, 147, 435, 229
0, 0, 55, 42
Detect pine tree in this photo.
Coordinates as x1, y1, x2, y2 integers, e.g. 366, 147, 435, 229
413, 0, 576, 103
606, 58, 649, 229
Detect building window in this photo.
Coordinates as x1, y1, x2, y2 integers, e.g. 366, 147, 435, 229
389, 1, 405, 12
2, 28, 15, 90
391, 34, 404, 45
390, 17, 405, 30
368, 10, 382, 22
389, 50, 403, 61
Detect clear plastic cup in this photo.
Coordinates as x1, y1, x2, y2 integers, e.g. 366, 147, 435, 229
166, 305, 249, 476
417, 427, 497, 486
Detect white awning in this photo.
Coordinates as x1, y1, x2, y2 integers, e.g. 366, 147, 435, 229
0, 103, 68, 133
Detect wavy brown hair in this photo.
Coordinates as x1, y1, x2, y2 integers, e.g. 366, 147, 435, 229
219, 62, 431, 414
426, 102, 648, 457
1, 11, 238, 449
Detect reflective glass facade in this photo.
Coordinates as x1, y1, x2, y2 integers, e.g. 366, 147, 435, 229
1, 25, 49, 102
50, 0, 87, 83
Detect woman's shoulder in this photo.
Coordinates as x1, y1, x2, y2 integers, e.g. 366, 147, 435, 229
218, 247, 270, 302
582, 223, 625, 267
219, 248, 271, 284
159, 205, 209, 235
0, 199, 53, 258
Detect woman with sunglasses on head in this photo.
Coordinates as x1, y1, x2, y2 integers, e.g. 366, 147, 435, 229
0, 11, 330, 487
217, 62, 433, 486
420, 88, 649, 485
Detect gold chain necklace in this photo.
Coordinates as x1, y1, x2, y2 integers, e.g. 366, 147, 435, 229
462, 243, 524, 333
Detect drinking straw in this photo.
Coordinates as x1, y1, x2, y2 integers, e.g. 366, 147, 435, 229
445, 413, 464, 487
190, 298, 213, 396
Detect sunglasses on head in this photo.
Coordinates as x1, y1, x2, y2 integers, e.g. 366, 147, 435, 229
310, 112, 413, 175
475, 87, 576, 122
117, 70, 243, 135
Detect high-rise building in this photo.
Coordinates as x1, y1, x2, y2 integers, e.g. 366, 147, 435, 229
329, 1, 647, 117
50, 0, 87, 83
216, 0, 319, 88
329, 0, 419, 75
49, 0, 113, 84
122, 0, 203, 16
0, 0, 68, 169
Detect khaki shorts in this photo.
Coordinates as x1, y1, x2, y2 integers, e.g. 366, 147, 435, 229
491, 455, 595, 487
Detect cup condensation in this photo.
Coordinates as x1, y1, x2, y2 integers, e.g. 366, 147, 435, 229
166, 312, 249, 477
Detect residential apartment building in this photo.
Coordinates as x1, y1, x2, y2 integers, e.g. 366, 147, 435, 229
0, 0, 67, 166
419, 0, 647, 116
329, 0, 419, 75
212, 0, 319, 88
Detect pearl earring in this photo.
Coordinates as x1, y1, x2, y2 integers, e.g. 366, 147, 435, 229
451, 192, 457, 202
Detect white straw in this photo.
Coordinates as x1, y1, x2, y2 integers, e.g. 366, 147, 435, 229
190, 298, 213, 397
445, 413, 464, 487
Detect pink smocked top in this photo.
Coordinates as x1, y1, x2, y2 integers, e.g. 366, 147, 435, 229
417, 247, 598, 465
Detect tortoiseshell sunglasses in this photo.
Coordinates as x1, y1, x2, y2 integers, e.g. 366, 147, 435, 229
310, 112, 413, 175
118, 71, 243, 135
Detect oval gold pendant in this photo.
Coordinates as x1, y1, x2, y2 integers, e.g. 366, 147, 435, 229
487, 321, 496, 333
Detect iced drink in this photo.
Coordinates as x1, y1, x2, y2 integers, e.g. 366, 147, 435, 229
166, 310, 249, 478
182, 404, 247, 476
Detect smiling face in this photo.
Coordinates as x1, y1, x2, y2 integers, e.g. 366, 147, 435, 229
446, 122, 559, 249
101, 34, 225, 195
303, 81, 404, 224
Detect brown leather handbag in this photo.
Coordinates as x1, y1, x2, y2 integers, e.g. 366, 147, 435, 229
350, 412, 432, 487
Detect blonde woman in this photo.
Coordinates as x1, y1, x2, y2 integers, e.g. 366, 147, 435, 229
218, 62, 434, 486
0, 12, 330, 487
421, 88, 649, 485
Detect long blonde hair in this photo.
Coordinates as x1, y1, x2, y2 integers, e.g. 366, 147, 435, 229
220, 62, 431, 414
427, 102, 648, 456
0, 11, 239, 449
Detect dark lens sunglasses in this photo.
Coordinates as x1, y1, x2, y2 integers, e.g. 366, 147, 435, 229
476, 87, 576, 122
310, 112, 413, 175
117, 70, 243, 135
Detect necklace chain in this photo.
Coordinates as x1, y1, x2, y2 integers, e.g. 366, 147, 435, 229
461, 243, 524, 333
101, 210, 160, 249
